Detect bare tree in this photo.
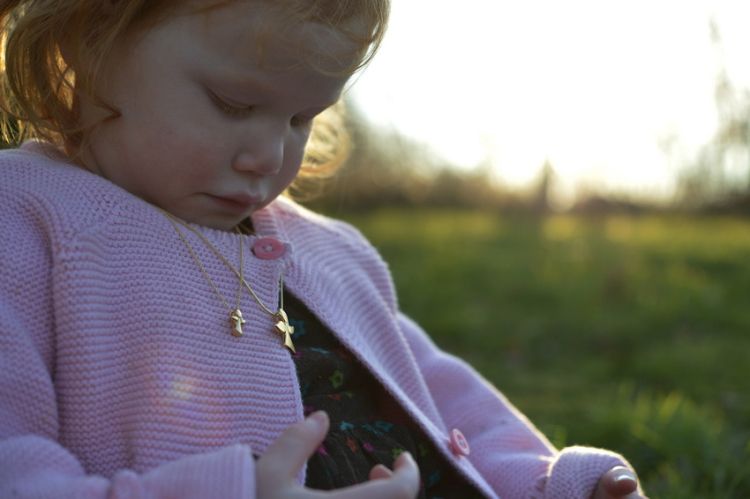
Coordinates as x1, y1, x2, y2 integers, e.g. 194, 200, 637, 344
676, 18, 750, 208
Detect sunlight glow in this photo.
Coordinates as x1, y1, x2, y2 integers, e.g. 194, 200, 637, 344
351, 0, 750, 205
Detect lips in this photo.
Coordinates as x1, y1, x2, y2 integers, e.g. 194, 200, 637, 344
205, 193, 260, 213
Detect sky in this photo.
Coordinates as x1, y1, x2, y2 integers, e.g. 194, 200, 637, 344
349, 1, 750, 206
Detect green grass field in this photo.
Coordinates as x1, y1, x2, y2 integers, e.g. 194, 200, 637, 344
330, 209, 750, 498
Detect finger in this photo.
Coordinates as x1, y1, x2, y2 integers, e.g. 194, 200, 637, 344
368, 464, 394, 481
328, 452, 420, 499
256, 411, 329, 485
593, 466, 640, 499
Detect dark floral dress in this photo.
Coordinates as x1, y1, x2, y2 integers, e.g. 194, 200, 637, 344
284, 292, 484, 499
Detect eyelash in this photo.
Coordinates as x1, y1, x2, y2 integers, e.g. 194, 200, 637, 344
208, 90, 316, 128
209, 91, 254, 119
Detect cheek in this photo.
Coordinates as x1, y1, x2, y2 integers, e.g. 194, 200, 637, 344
290, 131, 313, 164
153, 122, 228, 178
282, 140, 307, 178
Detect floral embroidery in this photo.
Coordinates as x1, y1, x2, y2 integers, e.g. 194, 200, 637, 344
328, 370, 344, 388
300, 381, 310, 397
374, 421, 394, 432
339, 421, 354, 431
285, 291, 480, 497
428, 470, 441, 487
290, 317, 306, 338
361, 424, 383, 435
345, 437, 359, 452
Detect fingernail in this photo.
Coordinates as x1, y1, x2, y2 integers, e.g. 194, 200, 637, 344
374, 464, 394, 476
306, 410, 328, 430
614, 470, 637, 486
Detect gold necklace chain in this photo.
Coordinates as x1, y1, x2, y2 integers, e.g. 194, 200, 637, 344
157, 208, 295, 352
162, 212, 247, 337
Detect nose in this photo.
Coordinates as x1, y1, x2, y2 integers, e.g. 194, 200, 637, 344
232, 133, 284, 176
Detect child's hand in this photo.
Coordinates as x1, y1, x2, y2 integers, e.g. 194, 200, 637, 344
255, 411, 420, 498
592, 466, 648, 499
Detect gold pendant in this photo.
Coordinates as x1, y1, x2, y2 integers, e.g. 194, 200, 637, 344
230, 309, 246, 337
274, 309, 296, 353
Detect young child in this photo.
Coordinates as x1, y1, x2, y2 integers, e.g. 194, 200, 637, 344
0, 1, 647, 498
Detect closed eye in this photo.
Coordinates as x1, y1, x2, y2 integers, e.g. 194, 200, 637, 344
208, 90, 254, 119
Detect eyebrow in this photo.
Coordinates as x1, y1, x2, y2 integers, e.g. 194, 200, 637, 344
211, 66, 344, 112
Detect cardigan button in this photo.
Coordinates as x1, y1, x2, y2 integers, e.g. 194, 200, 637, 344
252, 238, 284, 260
449, 429, 470, 457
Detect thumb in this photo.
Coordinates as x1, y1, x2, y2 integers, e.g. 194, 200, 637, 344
593, 466, 641, 499
256, 411, 329, 489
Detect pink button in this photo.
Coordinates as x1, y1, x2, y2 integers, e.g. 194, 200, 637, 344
449, 429, 470, 457
252, 238, 284, 260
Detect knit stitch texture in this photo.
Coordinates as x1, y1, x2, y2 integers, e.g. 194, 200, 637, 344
0, 143, 636, 498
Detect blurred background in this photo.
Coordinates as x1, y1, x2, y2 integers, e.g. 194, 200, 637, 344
2, 2, 748, 497
304, 2, 750, 497
314, 0, 750, 214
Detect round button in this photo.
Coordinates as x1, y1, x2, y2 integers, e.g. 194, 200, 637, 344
252, 237, 284, 260
449, 428, 470, 457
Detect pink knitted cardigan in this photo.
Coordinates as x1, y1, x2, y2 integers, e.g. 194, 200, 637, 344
0, 143, 634, 499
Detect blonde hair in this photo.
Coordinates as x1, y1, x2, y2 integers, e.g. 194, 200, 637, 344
0, 0, 389, 176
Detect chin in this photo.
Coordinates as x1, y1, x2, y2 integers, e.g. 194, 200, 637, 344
200, 216, 247, 231
168, 210, 243, 231
161, 201, 258, 231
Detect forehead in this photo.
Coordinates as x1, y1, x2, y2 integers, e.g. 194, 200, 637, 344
180, 0, 365, 76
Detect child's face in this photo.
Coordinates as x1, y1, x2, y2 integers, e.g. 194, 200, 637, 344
77, 2, 354, 230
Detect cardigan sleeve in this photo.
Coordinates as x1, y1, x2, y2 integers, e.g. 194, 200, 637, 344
0, 198, 258, 499
0, 437, 256, 499
396, 313, 638, 499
